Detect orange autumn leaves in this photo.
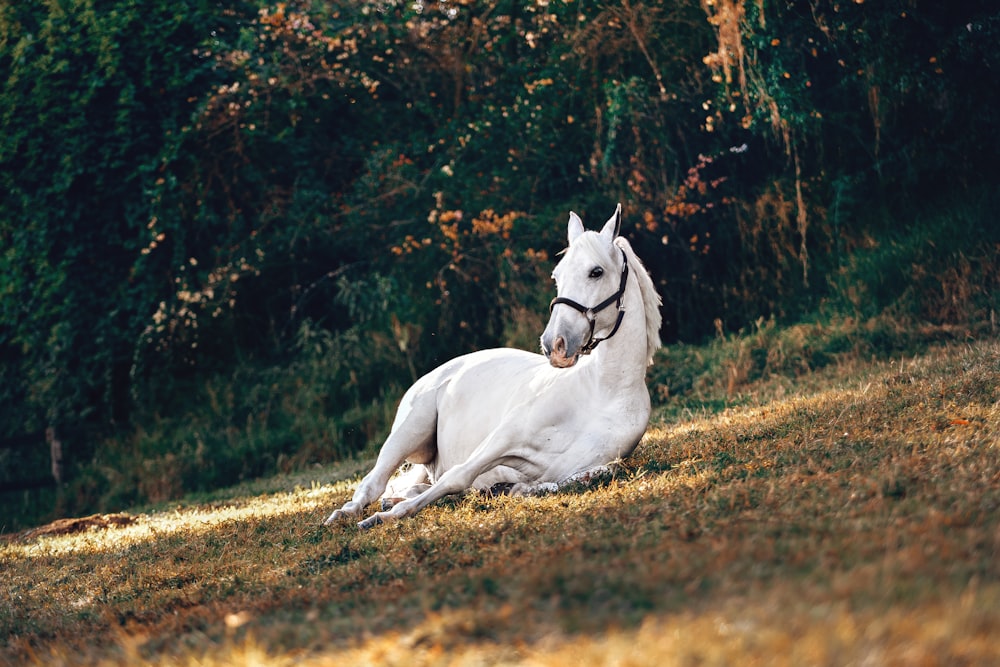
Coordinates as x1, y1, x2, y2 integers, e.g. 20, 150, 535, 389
393, 207, 523, 261
643, 149, 738, 254
391, 205, 546, 297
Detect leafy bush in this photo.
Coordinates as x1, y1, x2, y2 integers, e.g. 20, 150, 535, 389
2, 0, 998, 529
828, 188, 1000, 326
0, 0, 233, 430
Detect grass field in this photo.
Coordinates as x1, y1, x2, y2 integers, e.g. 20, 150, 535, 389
2, 335, 998, 665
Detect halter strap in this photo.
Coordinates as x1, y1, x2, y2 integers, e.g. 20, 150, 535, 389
549, 247, 629, 355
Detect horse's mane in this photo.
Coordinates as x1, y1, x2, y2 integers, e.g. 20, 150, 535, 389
614, 236, 662, 365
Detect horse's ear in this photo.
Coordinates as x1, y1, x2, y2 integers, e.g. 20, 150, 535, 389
600, 203, 622, 241
567, 211, 584, 244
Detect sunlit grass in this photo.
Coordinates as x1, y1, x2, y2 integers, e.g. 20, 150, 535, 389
2, 338, 998, 666
7, 480, 357, 560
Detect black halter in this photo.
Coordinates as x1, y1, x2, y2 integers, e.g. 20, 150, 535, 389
549, 247, 629, 355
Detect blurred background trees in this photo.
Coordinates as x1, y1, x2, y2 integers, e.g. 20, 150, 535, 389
2, 0, 997, 529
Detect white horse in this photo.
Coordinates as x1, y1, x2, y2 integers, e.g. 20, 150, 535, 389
324, 204, 662, 529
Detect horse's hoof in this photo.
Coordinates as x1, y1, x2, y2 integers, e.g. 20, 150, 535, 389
381, 497, 401, 511
323, 511, 343, 526
358, 514, 384, 530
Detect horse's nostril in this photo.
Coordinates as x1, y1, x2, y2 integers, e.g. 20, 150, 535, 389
553, 336, 566, 355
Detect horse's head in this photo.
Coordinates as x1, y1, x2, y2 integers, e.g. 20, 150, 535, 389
541, 204, 626, 368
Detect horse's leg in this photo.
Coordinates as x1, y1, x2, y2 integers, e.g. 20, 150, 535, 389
380, 464, 432, 510
560, 463, 618, 487
355, 436, 620, 528
323, 389, 437, 525
509, 481, 559, 496
509, 463, 618, 496
357, 425, 532, 529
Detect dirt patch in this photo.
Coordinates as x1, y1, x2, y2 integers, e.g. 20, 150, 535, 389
10, 513, 137, 542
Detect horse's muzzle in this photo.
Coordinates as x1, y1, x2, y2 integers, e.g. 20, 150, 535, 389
545, 336, 578, 368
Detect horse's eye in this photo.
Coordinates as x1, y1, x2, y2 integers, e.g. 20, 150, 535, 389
589, 267, 604, 279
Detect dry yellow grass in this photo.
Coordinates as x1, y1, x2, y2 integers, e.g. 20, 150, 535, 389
2, 338, 998, 666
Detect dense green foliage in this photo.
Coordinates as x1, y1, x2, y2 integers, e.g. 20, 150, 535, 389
1, 0, 997, 530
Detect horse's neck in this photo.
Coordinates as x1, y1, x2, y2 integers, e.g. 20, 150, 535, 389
589, 282, 650, 390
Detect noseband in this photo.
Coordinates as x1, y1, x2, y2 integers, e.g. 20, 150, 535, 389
549, 248, 629, 355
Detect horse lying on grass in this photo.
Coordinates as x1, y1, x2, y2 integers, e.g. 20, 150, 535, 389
325, 204, 662, 529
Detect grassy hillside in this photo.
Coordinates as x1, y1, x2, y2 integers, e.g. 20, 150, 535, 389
2, 334, 998, 665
